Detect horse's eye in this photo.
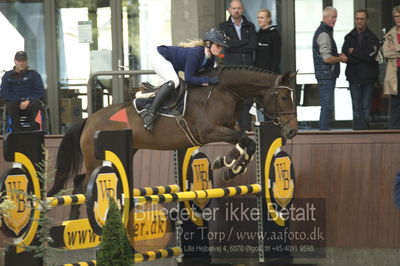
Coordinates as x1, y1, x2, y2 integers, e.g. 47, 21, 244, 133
280, 96, 288, 101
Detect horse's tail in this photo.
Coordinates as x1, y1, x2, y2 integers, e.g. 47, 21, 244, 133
48, 119, 87, 196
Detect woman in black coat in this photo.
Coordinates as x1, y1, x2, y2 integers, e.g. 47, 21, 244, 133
254, 8, 281, 73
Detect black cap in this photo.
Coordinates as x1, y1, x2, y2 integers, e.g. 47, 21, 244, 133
14, 51, 27, 61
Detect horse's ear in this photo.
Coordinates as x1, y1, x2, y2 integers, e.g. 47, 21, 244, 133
281, 71, 291, 83
281, 71, 297, 84
291, 70, 299, 79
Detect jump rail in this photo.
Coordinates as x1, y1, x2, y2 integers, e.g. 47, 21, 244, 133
135, 184, 261, 204
61, 247, 182, 265
47, 184, 181, 207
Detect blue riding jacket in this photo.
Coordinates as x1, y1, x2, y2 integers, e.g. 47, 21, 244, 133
0, 68, 45, 102
157, 45, 215, 86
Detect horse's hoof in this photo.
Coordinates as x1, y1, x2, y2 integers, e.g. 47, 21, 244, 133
222, 169, 234, 183
212, 156, 224, 169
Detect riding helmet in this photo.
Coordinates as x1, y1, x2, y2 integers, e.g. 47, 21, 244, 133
203, 28, 229, 47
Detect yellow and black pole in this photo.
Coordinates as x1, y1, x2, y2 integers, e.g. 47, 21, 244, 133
135, 184, 261, 204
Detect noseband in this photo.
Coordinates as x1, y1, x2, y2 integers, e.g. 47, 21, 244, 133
264, 75, 297, 127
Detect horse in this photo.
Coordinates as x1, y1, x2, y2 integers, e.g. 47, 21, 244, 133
48, 65, 298, 219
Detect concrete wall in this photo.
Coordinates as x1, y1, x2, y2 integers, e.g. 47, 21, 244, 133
171, 0, 225, 45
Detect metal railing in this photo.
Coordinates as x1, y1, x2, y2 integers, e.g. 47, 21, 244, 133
87, 70, 155, 115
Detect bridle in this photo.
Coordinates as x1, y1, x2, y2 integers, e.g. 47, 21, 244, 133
265, 82, 297, 127
206, 71, 297, 127
252, 74, 297, 127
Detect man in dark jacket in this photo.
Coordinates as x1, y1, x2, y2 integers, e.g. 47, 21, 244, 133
342, 9, 379, 130
313, 6, 348, 130
219, 0, 257, 131
0, 51, 45, 131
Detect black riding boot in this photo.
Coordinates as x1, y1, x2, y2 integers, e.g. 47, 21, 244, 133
141, 80, 175, 130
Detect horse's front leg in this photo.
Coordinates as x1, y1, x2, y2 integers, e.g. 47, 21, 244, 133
203, 127, 256, 182
214, 135, 256, 182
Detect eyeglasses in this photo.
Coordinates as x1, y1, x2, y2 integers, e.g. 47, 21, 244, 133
355, 17, 367, 21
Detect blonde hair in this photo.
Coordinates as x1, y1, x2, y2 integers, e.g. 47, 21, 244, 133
393, 5, 400, 16
178, 39, 204, 48
257, 8, 271, 18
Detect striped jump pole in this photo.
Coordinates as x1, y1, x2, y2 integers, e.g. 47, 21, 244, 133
62, 260, 96, 266
47, 184, 180, 207
60, 247, 182, 265
135, 184, 261, 204
134, 247, 182, 263
47, 194, 87, 207
133, 184, 180, 196
46, 184, 181, 207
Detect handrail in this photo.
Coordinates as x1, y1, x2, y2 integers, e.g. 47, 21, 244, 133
87, 70, 156, 115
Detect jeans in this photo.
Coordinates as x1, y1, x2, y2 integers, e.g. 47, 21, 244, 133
349, 82, 374, 130
6, 100, 42, 132
318, 79, 336, 130
389, 93, 400, 129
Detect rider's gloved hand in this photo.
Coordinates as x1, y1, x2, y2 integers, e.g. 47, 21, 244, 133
208, 77, 220, 85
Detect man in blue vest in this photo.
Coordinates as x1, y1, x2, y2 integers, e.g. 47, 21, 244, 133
312, 6, 348, 130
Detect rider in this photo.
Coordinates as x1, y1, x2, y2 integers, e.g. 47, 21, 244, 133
141, 28, 228, 130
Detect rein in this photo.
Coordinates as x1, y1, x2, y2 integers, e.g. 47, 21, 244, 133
223, 74, 297, 127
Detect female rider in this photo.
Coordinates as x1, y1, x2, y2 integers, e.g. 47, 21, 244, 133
141, 28, 228, 130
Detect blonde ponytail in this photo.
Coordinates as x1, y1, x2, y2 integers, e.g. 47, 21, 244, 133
178, 39, 204, 48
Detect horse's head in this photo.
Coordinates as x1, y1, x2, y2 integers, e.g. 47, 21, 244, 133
262, 72, 298, 139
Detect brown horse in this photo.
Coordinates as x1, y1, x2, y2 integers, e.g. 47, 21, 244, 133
48, 65, 298, 219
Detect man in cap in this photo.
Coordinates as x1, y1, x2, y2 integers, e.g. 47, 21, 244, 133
0, 51, 45, 131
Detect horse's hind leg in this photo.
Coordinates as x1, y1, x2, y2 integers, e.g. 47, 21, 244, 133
68, 173, 86, 219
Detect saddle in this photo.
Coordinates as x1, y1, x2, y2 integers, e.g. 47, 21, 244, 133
133, 79, 188, 117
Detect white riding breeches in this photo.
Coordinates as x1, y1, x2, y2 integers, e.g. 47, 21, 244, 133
150, 47, 180, 88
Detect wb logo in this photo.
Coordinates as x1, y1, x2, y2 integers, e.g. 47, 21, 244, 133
98, 178, 116, 200
276, 162, 290, 190
190, 157, 212, 210
192, 160, 210, 191
94, 173, 120, 226
3, 174, 31, 235
272, 156, 294, 209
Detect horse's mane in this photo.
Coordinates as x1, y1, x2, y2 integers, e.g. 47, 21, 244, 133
197, 65, 279, 77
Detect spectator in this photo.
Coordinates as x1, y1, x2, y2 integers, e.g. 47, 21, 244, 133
312, 6, 348, 130
383, 5, 400, 129
342, 9, 379, 130
254, 8, 281, 73
0, 51, 45, 132
219, 0, 257, 132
